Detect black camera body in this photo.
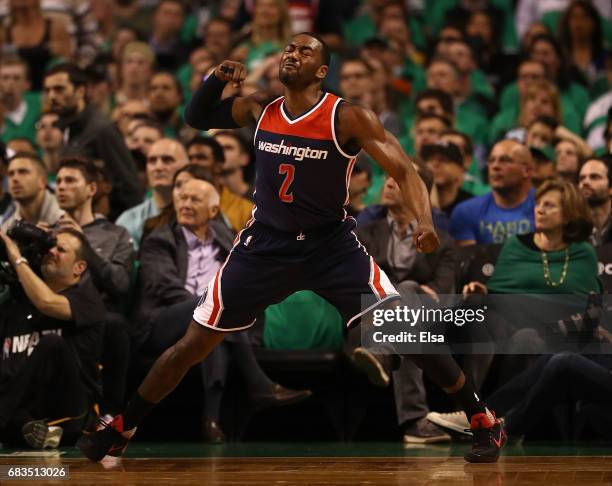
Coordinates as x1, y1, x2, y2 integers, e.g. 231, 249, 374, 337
0, 221, 57, 291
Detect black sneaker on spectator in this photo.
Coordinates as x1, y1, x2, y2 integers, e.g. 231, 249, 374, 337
22, 420, 63, 449
351, 347, 399, 387
403, 417, 452, 444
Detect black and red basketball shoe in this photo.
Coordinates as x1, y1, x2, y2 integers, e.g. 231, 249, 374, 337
77, 415, 132, 462
464, 411, 507, 463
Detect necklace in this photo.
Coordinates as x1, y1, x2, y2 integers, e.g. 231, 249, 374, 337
540, 248, 569, 287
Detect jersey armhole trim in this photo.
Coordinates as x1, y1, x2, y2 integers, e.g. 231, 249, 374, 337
331, 98, 360, 159
253, 96, 283, 146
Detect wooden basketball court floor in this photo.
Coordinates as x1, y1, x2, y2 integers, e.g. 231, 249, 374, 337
2, 442, 612, 485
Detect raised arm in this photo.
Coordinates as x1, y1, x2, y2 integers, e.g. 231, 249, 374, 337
337, 103, 439, 253
184, 61, 264, 130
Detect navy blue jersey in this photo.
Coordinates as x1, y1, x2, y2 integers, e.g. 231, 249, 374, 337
252, 92, 359, 232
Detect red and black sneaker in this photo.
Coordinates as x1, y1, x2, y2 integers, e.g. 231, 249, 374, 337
464, 411, 506, 463
76, 415, 132, 462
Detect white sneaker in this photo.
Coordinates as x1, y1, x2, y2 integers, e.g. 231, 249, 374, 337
426, 411, 471, 435
22, 420, 63, 449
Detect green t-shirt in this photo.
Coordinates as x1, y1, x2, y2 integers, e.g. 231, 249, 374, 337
263, 291, 344, 350
1, 92, 41, 144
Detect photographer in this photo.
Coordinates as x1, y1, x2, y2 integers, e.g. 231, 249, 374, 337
54, 157, 134, 420
0, 227, 105, 448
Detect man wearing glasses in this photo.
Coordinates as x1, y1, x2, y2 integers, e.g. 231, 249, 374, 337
450, 139, 535, 245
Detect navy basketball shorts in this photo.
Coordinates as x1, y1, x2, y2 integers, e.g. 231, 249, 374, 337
193, 219, 400, 332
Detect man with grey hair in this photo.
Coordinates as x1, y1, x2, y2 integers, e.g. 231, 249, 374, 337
134, 178, 310, 442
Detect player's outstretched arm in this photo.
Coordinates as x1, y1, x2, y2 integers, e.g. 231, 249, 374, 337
338, 103, 440, 253
184, 61, 263, 130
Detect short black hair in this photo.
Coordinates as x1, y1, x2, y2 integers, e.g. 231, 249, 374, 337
151, 71, 184, 101
442, 129, 473, 156
186, 136, 225, 164
415, 112, 452, 129
58, 156, 100, 184
44, 63, 88, 88
296, 32, 331, 67
214, 130, 250, 155
56, 227, 90, 261
579, 155, 612, 187
415, 89, 454, 117
529, 115, 558, 131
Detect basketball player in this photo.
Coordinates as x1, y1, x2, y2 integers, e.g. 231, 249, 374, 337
78, 33, 505, 463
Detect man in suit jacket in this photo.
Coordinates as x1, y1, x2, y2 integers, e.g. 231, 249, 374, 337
134, 178, 310, 443
354, 176, 456, 444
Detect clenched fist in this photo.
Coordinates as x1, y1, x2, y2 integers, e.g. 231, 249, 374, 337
214, 61, 248, 88
413, 223, 440, 253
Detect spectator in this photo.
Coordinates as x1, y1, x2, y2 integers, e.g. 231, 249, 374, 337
54, 158, 134, 306
148, 72, 184, 138
526, 116, 557, 149
116, 138, 188, 250
339, 57, 374, 109
499, 79, 562, 145
554, 130, 594, 184
0, 0, 72, 91
187, 136, 254, 233
149, 0, 190, 71
413, 113, 451, 157
422, 141, 473, 218
450, 140, 535, 245
1, 153, 62, 231
214, 131, 254, 200
230, 0, 291, 70
578, 157, 612, 246
527, 33, 590, 122
426, 57, 488, 145
0, 144, 9, 214
142, 164, 214, 242
203, 17, 233, 63
85, 60, 113, 119
558, 0, 606, 87
135, 177, 311, 442
583, 62, 612, 153
0, 228, 105, 448
35, 113, 63, 176
43, 63, 142, 220
0, 56, 39, 145
111, 100, 152, 139
530, 146, 556, 188
346, 159, 371, 218
515, 0, 610, 39
54, 157, 134, 418
441, 129, 490, 196
116, 41, 155, 107
7, 137, 36, 155
354, 175, 455, 443
182, 48, 216, 102
126, 120, 163, 156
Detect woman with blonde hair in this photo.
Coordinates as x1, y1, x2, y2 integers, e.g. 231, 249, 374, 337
230, 0, 291, 70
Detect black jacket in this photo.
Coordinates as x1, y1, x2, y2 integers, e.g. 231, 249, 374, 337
356, 218, 457, 294
59, 105, 143, 219
132, 220, 234, 339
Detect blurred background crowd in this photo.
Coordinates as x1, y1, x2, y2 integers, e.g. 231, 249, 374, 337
0, 0, 612, 450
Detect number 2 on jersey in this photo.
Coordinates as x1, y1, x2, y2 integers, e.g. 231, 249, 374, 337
278, 163, 295, 203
